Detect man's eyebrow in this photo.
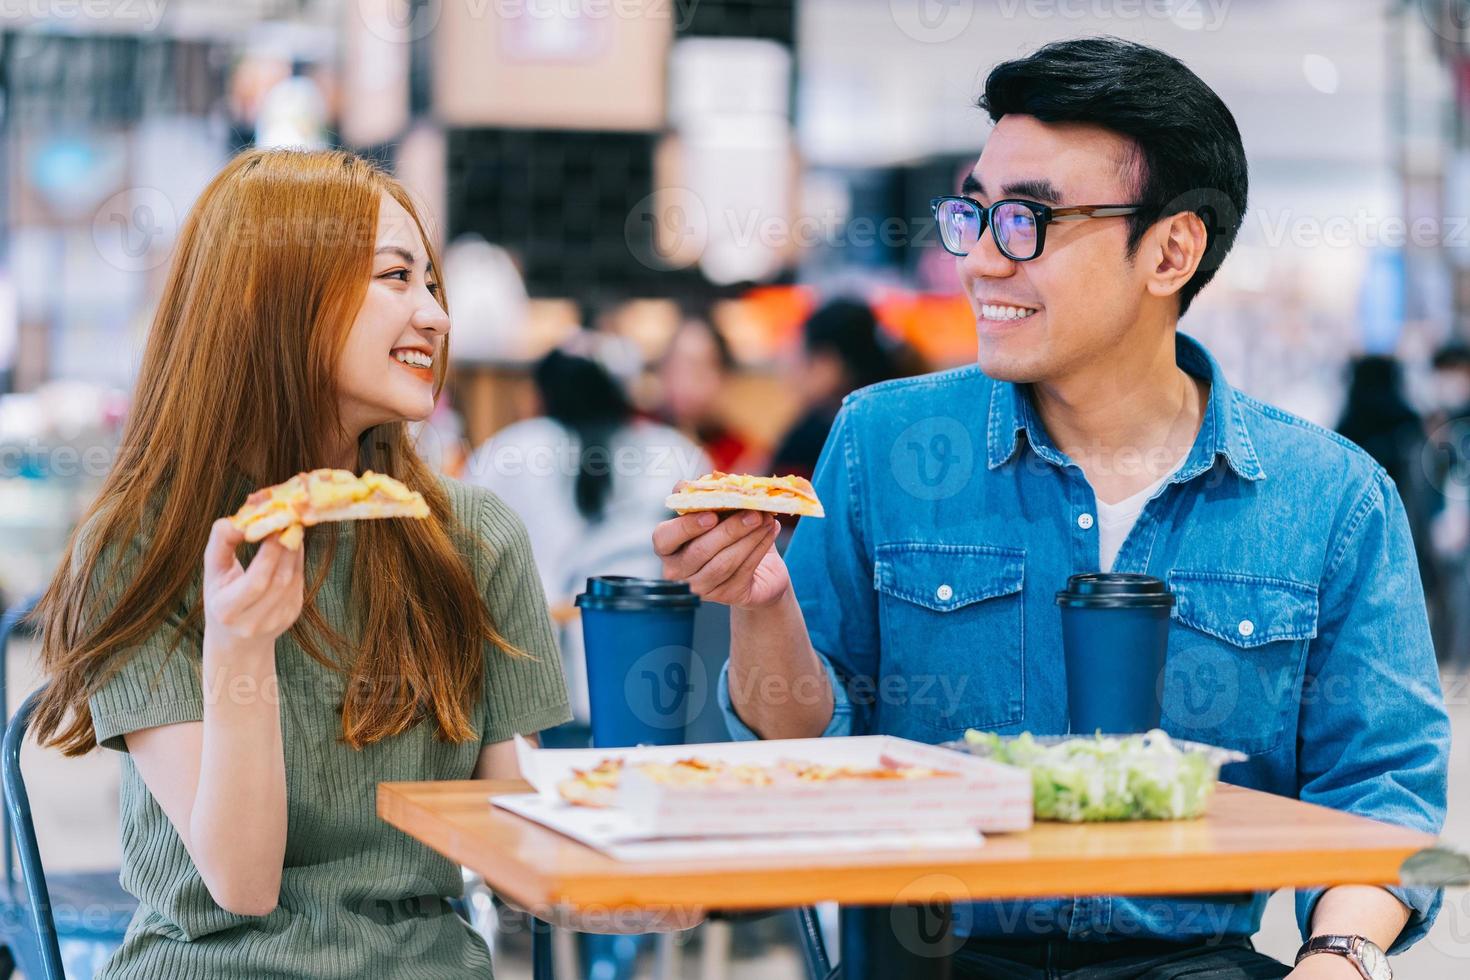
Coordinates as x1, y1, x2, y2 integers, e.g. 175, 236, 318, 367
959, 175, 1063, 204
1000, 179, 1062, 204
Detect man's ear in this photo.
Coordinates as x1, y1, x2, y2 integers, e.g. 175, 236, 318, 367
1144, 211, 1208, 303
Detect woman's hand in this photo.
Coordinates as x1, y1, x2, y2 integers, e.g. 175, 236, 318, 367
203, 519, 305, 651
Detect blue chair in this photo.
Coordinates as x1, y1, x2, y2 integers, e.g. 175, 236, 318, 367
0, 594, 136, 980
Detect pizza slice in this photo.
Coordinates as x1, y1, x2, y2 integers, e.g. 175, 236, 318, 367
229, 469, 430, 549
555, 755, 955, 807
664, 471, 825, 518
557, 758, 624, 808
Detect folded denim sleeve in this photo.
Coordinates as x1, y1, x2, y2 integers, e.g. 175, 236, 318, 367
718, 651, 856, 741
1294, 470, 1450, 954
718, 401, 879, 741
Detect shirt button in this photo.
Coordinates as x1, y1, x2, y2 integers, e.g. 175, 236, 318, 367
1077, 513, 1095, 530
936, 584, 954, 602
1238, 619, 1255, 638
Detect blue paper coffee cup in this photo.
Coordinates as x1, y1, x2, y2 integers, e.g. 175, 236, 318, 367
1055, 573, 1175, 734
575, 576, 701, 748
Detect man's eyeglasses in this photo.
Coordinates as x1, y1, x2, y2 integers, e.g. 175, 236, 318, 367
929, 196, 1143, 262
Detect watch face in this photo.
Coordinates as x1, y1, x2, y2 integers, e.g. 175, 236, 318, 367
1359, 940, 1391, 980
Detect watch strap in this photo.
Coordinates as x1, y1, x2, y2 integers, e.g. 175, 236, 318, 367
1294, 935, 1376, 979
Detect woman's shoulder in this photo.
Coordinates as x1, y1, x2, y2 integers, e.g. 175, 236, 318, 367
436, 475, 534, 557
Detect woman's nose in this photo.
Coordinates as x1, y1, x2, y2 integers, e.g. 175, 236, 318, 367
413, 301, 450, 335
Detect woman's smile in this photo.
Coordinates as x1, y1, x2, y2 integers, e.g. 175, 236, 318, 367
390, 346, 435, 384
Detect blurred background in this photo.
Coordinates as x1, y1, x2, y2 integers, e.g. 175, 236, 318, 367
5, 0, 1470, 977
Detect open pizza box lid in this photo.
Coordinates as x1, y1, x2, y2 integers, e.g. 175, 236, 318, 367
511, 734, 1032, 840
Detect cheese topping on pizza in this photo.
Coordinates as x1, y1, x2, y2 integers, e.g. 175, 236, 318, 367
229, 469, 429, 548
557, 754, 956, 807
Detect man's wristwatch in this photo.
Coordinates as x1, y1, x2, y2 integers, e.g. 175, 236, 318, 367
1295, 935, 1391, 979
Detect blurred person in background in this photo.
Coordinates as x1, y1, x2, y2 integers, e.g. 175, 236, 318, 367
1336, 355, 1425, 496
465, 341, 708, 722
1429, 343, 1470, 426
24, 148, 587, 980
769, 297, 901, 481
1426, 344, 1470, 666
1335, 355, 1439, 654
656, 311, 762, 473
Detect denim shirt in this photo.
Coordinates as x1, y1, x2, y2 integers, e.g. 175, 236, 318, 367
719, 333, 1448, 951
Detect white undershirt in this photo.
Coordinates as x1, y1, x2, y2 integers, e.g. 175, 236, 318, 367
1095, 456, 1187, 573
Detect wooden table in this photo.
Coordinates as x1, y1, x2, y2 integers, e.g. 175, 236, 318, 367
379, 780, 1436, 978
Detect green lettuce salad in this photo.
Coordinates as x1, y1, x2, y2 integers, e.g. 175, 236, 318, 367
962, 729, 1245, 822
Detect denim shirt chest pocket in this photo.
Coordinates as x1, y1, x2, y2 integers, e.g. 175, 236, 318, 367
872, 543, 1026, 740
1161, 570, 1318, 756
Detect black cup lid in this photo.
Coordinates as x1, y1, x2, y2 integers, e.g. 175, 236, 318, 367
1055, 573, 1175, 609
575, 576, 701, 611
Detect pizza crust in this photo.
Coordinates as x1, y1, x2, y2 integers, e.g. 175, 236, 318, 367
663, 473, 825, 518
238, 508, 302, 544
664, 489, 825, 518
298, 497, 431, 527
230, 469, 430, 548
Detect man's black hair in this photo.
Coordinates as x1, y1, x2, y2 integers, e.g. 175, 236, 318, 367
979, 37, 1248, 316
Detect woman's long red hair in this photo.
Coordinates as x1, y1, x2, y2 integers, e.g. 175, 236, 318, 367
32, 148, 514, 754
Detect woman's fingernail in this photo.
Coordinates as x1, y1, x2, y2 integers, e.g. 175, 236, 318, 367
698, 513, 717, 528
743, 512, 759, 527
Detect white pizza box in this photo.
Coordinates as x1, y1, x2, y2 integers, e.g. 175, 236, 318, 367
491, 791, 987, 862
511, 734, 1033, 839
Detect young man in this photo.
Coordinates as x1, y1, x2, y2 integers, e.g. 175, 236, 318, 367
653, 38, 1448, 980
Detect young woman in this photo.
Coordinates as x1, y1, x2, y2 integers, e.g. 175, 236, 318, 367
29, 149, 575, 978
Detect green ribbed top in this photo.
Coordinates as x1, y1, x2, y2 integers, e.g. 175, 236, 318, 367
88, 477, 572, 980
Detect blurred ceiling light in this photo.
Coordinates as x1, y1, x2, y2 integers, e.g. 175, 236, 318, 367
254, 74, 329, 149
1302, 54, 1340, 95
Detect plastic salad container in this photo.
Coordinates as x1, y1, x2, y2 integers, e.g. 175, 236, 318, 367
953, 729, 1247, 823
